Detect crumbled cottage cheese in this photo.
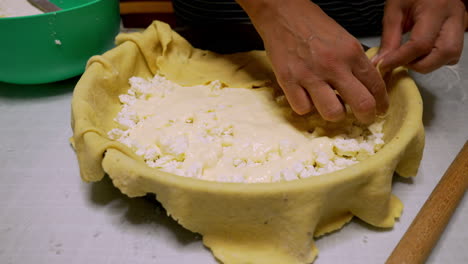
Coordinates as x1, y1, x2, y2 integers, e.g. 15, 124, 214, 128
108, 74, 385, 183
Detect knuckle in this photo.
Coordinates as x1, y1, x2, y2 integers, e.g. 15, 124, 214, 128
313, 43, 339, 61
355, 96, 376, 113
293, 103, 312, 115
296, 66, 314, 81
370, 81, 385, 97
442, 45, 462, 60
411, 65, 432, 74
447, 58, 460, 65
321, 105, 345, 121
276, 69, 295, 85
312, 55, 340, 75
340, 40, 364, 61
322, 62, 340, 76
409, 61, 435, 74
452, 0, 465, 10
353, 58, 374, 75
372, 74, 386, 92
412, 40, 433, 54
300, 76, 318, 88
319, 48, 338, 64
349, 40, 364, 54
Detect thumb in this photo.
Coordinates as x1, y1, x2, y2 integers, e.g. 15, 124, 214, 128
372, 3, 404, 65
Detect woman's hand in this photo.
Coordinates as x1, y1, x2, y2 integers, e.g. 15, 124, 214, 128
375, 0, 467, 74
237, 0, 388, 124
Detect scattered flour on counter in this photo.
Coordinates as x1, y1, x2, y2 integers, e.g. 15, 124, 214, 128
108, 74, 386, 183
0, 0, 43, 17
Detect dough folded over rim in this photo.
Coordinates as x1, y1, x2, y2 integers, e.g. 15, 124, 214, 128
71, 21, 424, 264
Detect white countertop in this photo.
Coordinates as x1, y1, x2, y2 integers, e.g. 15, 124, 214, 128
0, 34, 467, 264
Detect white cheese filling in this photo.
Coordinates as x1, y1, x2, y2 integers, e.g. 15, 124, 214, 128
109, 74, 385, 183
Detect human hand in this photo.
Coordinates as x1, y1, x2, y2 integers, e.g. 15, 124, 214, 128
236, 0, 388, 124
374, 0, 467, 74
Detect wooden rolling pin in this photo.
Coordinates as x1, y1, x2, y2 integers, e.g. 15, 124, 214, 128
386, 141, 468, 264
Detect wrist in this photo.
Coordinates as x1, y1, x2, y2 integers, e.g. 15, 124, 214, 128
236, 0, 322, 35
236, 0, 318, 22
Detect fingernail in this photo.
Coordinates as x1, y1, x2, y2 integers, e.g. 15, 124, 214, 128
370, 54, 380, 64
372, 49, 388, 64
376, 59, 387, 75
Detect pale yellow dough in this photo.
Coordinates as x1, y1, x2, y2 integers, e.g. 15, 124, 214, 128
71, 21, 425, 264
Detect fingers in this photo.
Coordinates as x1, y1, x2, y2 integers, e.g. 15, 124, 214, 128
353, 55, 389, 114
379, 7, 446, 72
328, 72, 377, 124
278, 80, 314, 115
285, 47, 385, 123
279, 63, 384, 124
373, 2, 405, 64
301, 79, 346, 122
409, 15, 465, 73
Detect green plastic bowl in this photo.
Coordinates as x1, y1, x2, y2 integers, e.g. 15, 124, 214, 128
0, 0, 120, 84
